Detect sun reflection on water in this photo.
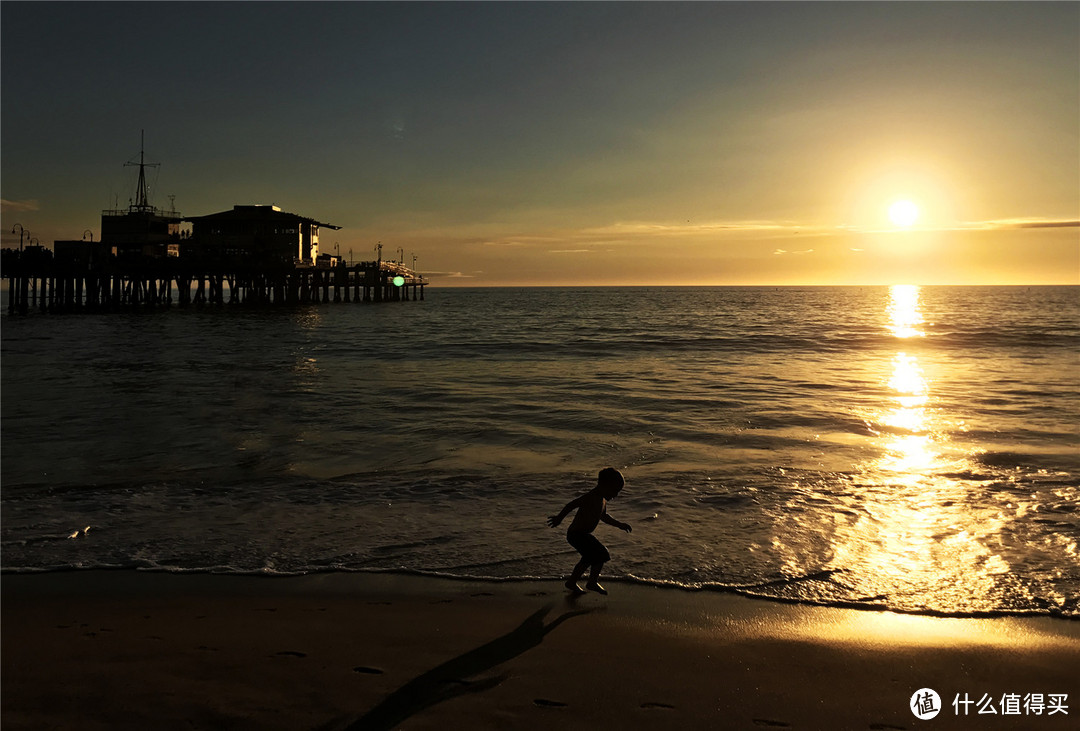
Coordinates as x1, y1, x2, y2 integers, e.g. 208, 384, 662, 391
878, 287, 939, 477
825, 285, 1015, 614
880, 352, 936, 474
887, 284, 925, 339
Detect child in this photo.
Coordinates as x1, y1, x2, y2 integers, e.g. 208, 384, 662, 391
547, 467, 632, 595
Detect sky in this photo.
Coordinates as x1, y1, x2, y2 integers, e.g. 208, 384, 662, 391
2, 1, 1077, 286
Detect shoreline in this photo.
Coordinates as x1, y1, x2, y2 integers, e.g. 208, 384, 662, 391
3, 570, 1078, 730
5, 566, 1077, 622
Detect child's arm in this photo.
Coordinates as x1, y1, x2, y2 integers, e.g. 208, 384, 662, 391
547, 496, 584, 528
601, 512, 633, 533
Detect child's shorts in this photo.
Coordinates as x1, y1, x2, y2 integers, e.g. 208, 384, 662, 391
566, 530, 611, 564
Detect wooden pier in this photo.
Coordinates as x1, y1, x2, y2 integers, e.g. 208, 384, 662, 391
1, 248, 426, 315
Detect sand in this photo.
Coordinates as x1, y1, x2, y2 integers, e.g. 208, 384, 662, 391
2, 570, 1078, 730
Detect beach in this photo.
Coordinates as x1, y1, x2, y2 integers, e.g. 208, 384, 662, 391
3, 571, 1077, 730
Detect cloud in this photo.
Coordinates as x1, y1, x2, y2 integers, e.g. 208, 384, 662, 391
468, 219, 818, 251
1, 199, 40, 213
583, 220, 800, 237
774, 248, 814, 255
1001, 219, 1079, 230
836, 218, 1080, 235
919, 218, 1079, 232
426, 271, 474, 278
481, 235, 567, 247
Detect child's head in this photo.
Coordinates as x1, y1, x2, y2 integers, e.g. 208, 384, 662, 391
597, 467, 625, 498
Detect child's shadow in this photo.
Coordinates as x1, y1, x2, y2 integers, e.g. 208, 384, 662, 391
327, 600, 597, 731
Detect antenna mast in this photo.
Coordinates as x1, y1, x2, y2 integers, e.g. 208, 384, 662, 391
124, 130, 160, 213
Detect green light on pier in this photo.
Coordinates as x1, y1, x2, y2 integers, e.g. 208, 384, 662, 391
393, 276, 405, 287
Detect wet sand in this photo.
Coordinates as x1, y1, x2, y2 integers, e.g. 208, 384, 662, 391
2, 571, 1077, 730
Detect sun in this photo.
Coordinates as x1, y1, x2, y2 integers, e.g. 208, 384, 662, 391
888, 199, 920, 228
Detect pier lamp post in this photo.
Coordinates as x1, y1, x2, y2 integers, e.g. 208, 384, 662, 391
29, 237, 40, 249
412, 254, 417, 272
82, 230, 94, 242
11, 223, 28, 253
396, 247, 404, 266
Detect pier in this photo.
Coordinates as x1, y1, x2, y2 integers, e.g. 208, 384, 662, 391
2, 136, 427, 316
1, 250, 425, 315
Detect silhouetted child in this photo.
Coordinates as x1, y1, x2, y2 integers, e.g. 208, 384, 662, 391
547, 467, 631, 595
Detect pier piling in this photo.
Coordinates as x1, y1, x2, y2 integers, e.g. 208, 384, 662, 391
1, 249, 425, 315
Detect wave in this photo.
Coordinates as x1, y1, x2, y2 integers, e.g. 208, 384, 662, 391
397, 329, 1080, 361
3, 563, 1076, 621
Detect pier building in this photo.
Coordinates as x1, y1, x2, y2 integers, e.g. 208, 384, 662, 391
185, 205, 340, 266
100, 132, 184, 258
1, 135, 425, 315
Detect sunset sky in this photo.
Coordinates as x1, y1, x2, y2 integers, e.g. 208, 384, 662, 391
2, 1, 1077, 286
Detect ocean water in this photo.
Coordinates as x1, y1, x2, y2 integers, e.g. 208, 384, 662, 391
2, 285, 1078, 618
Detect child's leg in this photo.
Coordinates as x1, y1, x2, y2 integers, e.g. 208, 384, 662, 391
566, 557, 589, 592
586, 562, 607, 594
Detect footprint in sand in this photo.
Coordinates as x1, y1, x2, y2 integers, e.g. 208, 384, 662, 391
274, 651, 307, 658
641, 702, 676, 710
352, 666, 384, 675
533, 699, 568, 708
869, 725, 908, 730
753, 721, 791, 728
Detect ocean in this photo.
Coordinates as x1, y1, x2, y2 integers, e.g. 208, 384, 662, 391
2, 285, 1077, 618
